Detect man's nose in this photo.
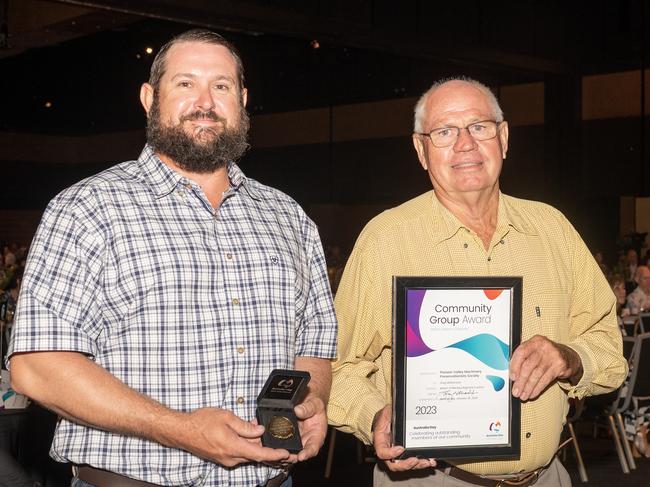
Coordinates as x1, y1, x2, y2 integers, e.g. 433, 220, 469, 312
194, 87, 215, 111
453, 127, 477, 151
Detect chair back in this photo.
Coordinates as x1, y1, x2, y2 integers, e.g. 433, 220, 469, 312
631, 332, 650, 398
638, 312, 650, 334
623, 335, 636, 360
616, 333, 650, 412
583, 335, 634, 416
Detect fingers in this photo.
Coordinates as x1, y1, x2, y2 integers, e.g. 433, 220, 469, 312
234, 441, 291, 464
375, 442, 405, 461
296, 439, 320, 461
510, 335, 569, 401
227, 415, 265, 439
188, 408, 290, 467
384, 457, 436, 472
294, 399, 328, 461
369, 405, 434, 472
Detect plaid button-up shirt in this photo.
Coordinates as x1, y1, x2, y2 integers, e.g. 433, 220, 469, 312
9, 145, 337, 486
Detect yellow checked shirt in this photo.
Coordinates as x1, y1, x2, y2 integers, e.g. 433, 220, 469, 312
328, 190, 627, 475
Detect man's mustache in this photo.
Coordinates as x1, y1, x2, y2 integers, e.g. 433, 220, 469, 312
180, 110, 226, 124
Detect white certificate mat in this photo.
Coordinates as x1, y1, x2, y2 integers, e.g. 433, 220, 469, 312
392, 277, 521, 460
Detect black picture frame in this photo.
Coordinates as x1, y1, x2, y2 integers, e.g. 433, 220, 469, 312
392, 276, 522, 460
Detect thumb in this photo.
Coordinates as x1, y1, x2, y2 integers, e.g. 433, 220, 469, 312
229, 417, 265, 439
294, 396, 322, 419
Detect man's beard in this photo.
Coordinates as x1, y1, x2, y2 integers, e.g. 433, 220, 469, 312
146, 96, 250, 173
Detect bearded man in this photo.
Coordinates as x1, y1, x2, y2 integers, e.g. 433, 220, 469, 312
8, 29, 337, 487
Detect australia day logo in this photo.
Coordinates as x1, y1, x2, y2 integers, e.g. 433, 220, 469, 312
489, 420, 501, 433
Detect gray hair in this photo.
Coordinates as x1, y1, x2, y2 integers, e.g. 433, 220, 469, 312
149, 29, 245, 94
413, 76, 503, 133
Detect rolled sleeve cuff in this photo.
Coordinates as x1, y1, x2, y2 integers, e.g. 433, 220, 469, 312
558, 342, 595, 399
329, 390, 386, 445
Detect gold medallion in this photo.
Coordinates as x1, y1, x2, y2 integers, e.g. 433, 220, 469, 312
268, 415, 295, 440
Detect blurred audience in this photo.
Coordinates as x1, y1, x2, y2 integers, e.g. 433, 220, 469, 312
0, 243, 35, 487
609, 274, 630, 321
626, 265, 650, 315
624, 249, 640, 294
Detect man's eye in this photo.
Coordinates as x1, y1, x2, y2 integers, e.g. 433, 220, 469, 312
178, 81, 192, 88
434, 128, 453, 138
215, 84, 230, 91
470, 123, 487, 133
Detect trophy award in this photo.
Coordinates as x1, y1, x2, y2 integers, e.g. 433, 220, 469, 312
393, 276, 522, 460
256, 369, 310, 452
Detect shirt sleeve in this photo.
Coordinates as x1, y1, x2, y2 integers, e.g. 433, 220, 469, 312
8, 192, 106, 361
560, 221, 628, 399
327, 229, 390, 445
294, 221, 337, 360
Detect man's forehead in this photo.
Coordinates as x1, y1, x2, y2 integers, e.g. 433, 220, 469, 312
163, 41, 238, 75
424, 82, 493, 126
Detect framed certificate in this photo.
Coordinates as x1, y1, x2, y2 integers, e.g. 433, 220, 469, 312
392, 276, 522, 460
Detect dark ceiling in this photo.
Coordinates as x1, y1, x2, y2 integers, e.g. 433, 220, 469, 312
1, 0, 648, 135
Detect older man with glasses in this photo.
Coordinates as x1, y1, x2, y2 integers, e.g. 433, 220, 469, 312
328, 77, 627, 487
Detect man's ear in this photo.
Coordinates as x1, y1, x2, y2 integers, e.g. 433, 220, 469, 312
241, 87, 248, 107
498, 121, 509, 159
412, 134, 428, 171
140, 83, 154, 114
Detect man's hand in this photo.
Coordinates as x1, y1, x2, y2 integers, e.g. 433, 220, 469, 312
10, 352, 292, 468
372, 404, 436, 471
180, 407, 291, 468
289, 395, 328, 462
510, 335, 583, 401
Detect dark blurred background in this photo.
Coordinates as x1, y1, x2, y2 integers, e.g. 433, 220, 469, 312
1, 0, 650, 263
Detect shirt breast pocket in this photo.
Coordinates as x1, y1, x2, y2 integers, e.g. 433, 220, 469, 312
527, 293, 570, 343
246, 251, 298, 323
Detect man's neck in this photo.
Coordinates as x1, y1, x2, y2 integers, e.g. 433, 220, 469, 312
156, 152, 230, 209
434, 185, 500, 250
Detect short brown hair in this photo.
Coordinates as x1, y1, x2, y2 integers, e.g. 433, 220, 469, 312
149, 29, 245, 93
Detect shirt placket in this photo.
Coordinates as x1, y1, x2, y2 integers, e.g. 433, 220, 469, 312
214, 195, 253, 422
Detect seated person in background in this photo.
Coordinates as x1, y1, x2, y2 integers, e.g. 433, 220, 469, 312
626, 265, 650, 314
609, 274, 630, 324
624, 249, 639, 295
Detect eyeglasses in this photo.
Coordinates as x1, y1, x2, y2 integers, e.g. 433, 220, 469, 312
416, 120, 501, 148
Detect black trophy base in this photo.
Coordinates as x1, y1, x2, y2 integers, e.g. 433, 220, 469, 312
256, 369, 310, 453
257, 408, 303, 453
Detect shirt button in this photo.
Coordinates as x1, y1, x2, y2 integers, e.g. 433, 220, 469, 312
526, 432, 532, 438
226, 253, 233, 260
237, 396, 245, 404
500, 239, 505, 244
232, 298, 240, 305
463, 243, 468, 249
487, 257, 492, 262
237, 347, 245, 354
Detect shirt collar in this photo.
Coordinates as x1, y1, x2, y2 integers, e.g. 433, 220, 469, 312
498, 193, 537, 236
429, 190, 537, 245
137, 144, 261, 201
